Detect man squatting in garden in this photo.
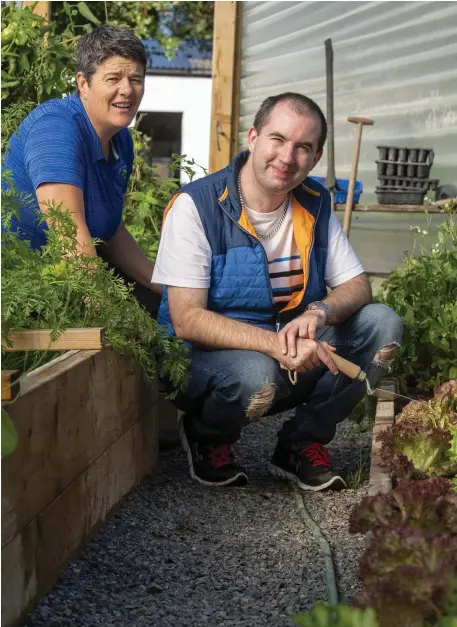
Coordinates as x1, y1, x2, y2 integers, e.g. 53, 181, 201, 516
153, 92, 403, 491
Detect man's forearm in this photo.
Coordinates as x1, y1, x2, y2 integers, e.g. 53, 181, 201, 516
323, 273, 372, 325
174, 308, 280, 358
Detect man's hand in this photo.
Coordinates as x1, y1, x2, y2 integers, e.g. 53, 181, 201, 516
278, 338, 339, 375
278, 310, 327, 357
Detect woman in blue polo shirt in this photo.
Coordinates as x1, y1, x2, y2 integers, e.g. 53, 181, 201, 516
3, 24, 161, 313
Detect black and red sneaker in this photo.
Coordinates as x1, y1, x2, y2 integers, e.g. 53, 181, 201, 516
178, 413, 248, 487
269, 442, 346, 491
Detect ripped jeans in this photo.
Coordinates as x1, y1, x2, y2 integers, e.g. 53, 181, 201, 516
171, 304, 403, 450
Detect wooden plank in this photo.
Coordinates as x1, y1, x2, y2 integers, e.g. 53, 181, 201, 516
1, 348, 157, 549
230, 3, 243, 159
368, 380, 395, 496
335, 203, 441, 213
1, 416, 156, 627
2, 328, 105, 352
1, 370, 20, 402
209, 1, 240, 173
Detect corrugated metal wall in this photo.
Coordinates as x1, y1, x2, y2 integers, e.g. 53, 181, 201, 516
239, 1, 457, 203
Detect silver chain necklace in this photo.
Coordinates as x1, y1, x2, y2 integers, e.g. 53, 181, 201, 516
237, 171, 290, 240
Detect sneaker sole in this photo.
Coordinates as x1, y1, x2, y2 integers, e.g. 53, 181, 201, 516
269, 463, 347, 492
178, 415, 248, 487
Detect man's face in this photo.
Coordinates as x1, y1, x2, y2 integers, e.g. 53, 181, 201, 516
77, 55, 145, 133
247, 101, 323, 194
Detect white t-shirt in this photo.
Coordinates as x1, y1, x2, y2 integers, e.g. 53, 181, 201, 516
152, 193, 364, 303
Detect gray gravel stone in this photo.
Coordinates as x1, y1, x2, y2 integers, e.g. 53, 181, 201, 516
24, 413, 371, 627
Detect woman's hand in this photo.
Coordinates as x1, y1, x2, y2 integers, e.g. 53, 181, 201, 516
102, 221, 160, 292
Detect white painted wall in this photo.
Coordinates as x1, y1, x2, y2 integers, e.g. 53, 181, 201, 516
139, 75, 212, 183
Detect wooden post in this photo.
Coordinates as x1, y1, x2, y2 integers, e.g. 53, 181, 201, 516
22, 1, 50, 19
209, 1, 242, 173
1, 370, 20, 402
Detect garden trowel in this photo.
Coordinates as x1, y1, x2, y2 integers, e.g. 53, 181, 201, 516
320, 344, 413, 402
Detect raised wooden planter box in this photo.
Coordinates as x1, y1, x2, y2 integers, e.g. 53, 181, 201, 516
368, 381, 396, 496
1, 348, 158, 627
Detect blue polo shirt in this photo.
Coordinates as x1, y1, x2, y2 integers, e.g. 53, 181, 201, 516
2, 92, 133, 249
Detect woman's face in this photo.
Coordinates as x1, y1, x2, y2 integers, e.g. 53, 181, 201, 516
77, 55, 145, 135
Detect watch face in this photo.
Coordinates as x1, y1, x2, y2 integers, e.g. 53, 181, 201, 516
310, 301, 327, 311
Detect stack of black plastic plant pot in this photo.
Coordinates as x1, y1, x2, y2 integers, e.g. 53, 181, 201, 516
375, 146, 439, 205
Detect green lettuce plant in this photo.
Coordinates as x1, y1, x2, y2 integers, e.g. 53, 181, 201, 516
378, 381, 457, 481
349, 477, 457, 535
355, 527, 457, 626
378, 421, 452, 480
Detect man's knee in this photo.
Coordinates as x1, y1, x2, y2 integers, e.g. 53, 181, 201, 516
360, 303, 403, 343
357, 303, 403, 369
217, 352, 283, 421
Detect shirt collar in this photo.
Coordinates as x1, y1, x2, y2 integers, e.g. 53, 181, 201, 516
68, 92, 120, 164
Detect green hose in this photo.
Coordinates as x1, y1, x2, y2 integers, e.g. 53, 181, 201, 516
291, 482, 339, 605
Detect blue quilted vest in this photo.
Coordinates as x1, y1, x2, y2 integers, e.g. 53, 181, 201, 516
158, 151, 330, 341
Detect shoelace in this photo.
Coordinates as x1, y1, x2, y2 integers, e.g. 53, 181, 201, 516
300, 443, 332, 468
209, 444, 238, 468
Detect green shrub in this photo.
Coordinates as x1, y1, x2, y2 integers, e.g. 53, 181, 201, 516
124, 128, 207, 262
379, 200, 457, 391
1, 1, 80, 151
1, 200, 189, 388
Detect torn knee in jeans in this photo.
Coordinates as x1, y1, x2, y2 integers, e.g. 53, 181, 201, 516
246, 383, 276, 420
373, 343, 400, 367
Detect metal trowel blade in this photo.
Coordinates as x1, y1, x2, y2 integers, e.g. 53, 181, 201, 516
371, 388, 413, 403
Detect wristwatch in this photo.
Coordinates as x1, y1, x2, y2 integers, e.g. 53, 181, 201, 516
305, 300, 329, 323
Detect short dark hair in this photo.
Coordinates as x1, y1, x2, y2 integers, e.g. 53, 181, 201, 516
253, 92, 328, 153
76, 24, 147, 86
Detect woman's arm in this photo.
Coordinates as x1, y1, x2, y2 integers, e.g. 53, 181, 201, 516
36, 183, 96, 257
101, 221, 162, 295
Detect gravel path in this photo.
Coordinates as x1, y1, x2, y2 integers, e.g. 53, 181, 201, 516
24, 413, 372, 627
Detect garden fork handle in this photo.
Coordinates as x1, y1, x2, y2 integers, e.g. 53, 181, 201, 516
317, 342, 366, 381
281, 344, 367, 385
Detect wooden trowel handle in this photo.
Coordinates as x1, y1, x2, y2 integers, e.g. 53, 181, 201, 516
318, 343, 363, 380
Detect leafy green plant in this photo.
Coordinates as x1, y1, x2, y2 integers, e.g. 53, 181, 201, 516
396, 381, 457, 431
1, 201, 189, 390
124, 128, 207, 261
349, 477, 457, 535
1, 409, 18, 457
346, 448, 371, 489
52, 1, 214, 56
292, 603, 378, 627
377, 382, 457, 481
355, 527, 457, 626
348, 395, 378, 429
380, 199, 457, 392
378, 420, 453, 481
349, 477, 457, 626
1, 2, 82, 149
